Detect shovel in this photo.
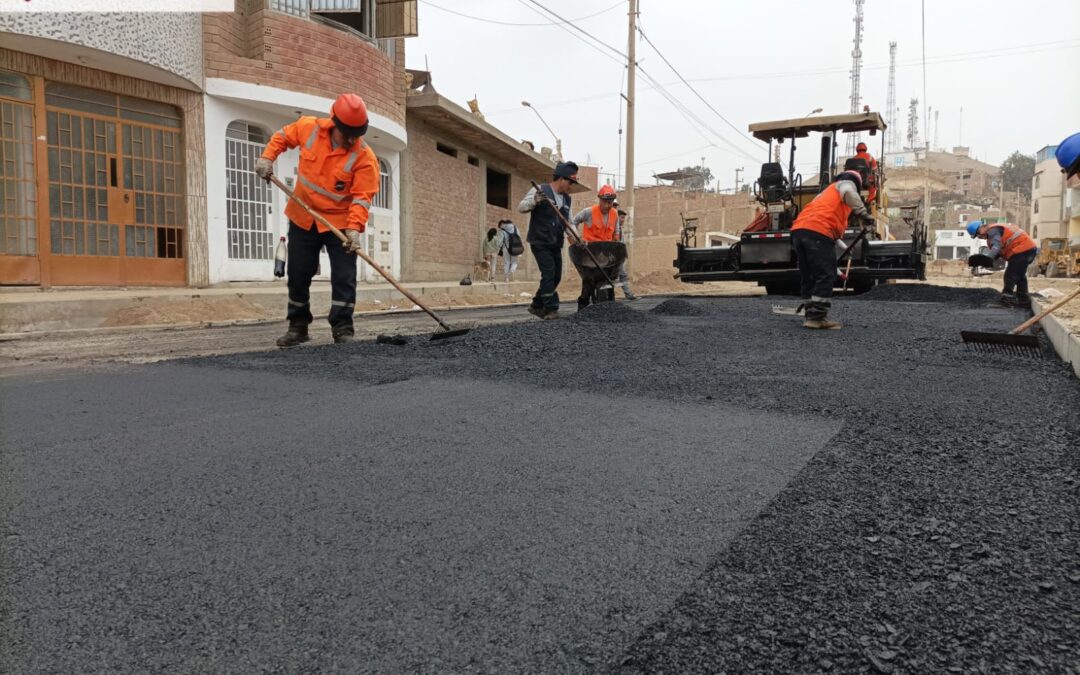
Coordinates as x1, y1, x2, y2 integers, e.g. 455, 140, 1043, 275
961, 285, 1080, 357
772, 226, 872, 316
268, 175, 470, 341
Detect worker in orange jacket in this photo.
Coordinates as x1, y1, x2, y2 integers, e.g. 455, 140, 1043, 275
255, 93, 380, 347
790, 167, 875, 330
854, 142, 879, 202
966, 220, 1038, 307
571, 185, 620, 311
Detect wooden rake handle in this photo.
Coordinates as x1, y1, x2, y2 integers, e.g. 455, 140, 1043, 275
267, 175, 453, 332
1012, 285, 1080, 335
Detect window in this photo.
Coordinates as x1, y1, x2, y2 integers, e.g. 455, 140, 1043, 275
486, 168, 510, 209
310, 0, 375, 38
935, 246, 951, 260
372, 158, 392, 210
0, 69, 32, 101
467, 155, 479, 167
269, 0, 308, 16
225, 121, 274, 260
0, 72, 36, 256
378, 38, 396, 63
1034, 174, 1040, 190
436, 142, 458, 158
1033, 200, 1039, 214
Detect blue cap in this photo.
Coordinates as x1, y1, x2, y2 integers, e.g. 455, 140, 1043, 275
1056, 132, 1080, 178
966, 220, 982, 237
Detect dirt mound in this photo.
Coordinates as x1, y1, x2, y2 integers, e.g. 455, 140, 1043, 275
572, 301, 652, 324
852, 283, 999, 305
651, 298, 708, 316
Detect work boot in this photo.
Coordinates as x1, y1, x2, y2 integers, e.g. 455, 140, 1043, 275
803, 318, 842, 330
332, 328, 355, 344
624, 290, 638, 300
543, 310, 560, 320
992, 293, 1019, 308
276, 324, 310, 348
528, 306, 545, 319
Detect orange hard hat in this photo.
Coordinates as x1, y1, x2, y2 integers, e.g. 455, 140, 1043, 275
598, 184, 617, 200
856, 142, 868, 152
331, 93, 369, 137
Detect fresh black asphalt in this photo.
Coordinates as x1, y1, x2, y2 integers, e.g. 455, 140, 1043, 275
2, 288, 1078, 673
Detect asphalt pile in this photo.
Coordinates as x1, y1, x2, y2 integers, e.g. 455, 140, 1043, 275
200, 285, 1079, 673
852, 283, 1000, 305
650, 299, 709, 317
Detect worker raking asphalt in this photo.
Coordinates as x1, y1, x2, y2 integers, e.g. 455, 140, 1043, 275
2, 285, 1076, 673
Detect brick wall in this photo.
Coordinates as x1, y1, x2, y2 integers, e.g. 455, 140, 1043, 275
203, 3, 405, 126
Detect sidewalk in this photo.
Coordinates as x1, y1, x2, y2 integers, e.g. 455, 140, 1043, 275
0, 279, 537, 335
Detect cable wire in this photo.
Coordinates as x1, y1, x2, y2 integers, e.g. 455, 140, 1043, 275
420, 0, 623, 27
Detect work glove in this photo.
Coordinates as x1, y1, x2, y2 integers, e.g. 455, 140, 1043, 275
344, 229, 363, 253
533, 189, 548, 206
859, 213, 876, 230
255, 158, 273, 182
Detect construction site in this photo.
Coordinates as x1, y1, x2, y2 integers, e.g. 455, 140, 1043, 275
2, 0, 1079, 673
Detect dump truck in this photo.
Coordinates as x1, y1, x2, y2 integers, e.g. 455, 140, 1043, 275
674, 112, 929, 295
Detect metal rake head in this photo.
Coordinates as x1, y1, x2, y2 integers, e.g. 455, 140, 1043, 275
960, 331, 1043, 358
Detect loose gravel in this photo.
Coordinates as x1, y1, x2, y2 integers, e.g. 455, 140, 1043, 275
197, 285, 1079, 673
572, 301, 655, 324
650, 299, 709, 317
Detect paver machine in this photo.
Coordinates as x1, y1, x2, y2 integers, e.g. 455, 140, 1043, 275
674, 112, 929, 294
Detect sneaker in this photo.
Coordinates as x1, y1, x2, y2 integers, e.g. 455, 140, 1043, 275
276, 325, 310, 347
528, 306, 545, 319
803, 318, 842, 330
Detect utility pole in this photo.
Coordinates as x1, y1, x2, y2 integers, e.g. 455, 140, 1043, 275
623, 0, 637, 243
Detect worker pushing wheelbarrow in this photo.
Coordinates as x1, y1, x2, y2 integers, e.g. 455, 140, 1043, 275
569, 185, 629, 311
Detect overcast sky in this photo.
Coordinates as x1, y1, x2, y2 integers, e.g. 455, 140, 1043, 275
405, 0, 1080, 191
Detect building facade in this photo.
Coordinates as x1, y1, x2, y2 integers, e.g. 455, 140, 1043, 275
0, 0, 417, 288
1031, 144, 1065, 241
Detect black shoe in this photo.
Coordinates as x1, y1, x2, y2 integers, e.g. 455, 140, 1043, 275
528, 306, 545, 319
332, 330, 355, 344
276, 325, 310, 348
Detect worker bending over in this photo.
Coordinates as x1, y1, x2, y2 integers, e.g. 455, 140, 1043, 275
790, 167, 874, 330
256, 93, 380, 347
967, 220, 1037, 307
518, 161, 579, 320
571, 184, 619, 311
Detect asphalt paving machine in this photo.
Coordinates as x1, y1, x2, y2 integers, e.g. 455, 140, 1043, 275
674, 112, 928, 295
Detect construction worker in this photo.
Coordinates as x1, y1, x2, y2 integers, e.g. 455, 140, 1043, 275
255, 94, 380, 347
613, 201, 637, 300
518, 161, 579, 319
571, 184, 620, 310
966, 220, 1037, 307
1057, 131, 1080, 180
790, 167, 875, 330
854, 141, 879, 202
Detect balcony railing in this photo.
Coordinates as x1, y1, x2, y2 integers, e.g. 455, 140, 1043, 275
268, 0, 416, 39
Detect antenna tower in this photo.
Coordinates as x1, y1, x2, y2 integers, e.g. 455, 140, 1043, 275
906, 97, 920, 151
885, 41, 898, 154
846, 0, 866, 155
933, 109, 940, 150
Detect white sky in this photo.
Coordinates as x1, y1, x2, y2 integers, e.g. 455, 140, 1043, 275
405, 0, 1080, 191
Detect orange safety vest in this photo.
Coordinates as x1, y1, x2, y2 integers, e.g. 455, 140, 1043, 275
987, 223, 1037, 260
582, 204, 618, 242
855, 151, 879, 171
791, 182, 851, 241
262, 116, 380, 233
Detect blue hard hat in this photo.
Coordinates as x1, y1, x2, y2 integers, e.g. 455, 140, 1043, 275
966, 220, 982, 237
1057, 132, 1080, 178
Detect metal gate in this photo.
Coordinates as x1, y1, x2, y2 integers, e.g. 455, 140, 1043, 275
225, 121, 273, 260
43, 81, 185, 286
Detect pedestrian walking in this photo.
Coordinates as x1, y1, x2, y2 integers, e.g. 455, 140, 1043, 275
966, 220, 1037, 307
571, 184, 620, 311
518, 161, 579, 320
255, 93, 380, 347
480, 227, 502, 282
613, 201, 636, 300
790, 164, 874, 330
498, 219, 523, 282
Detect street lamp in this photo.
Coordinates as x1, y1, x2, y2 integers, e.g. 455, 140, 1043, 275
521, 100, 562, 161
804, 108, 823, 117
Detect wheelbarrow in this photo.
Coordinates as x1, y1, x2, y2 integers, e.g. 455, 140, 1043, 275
569, 241, 627, 305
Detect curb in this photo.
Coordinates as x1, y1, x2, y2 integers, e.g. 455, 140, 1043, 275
1031, 296, 1080, 377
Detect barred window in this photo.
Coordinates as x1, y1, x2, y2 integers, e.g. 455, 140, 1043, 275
372, 158, 392, 210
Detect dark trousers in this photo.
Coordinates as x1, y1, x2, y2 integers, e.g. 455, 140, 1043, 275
285, 220, 358, 333
1003, 248, 1037, 298
578, 276, 598, 309
793, 229, 838, 320
530, 244, 562, 313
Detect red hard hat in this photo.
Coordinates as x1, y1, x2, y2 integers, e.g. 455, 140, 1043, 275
856, 142, 868, 152
598, 184, 617, 200
331, 93, 369, 137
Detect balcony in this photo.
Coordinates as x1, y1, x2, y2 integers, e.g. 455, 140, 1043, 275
267, 0, 417, 42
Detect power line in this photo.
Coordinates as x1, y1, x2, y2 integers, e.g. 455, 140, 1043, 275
522, 0, 628, 61
514, 0, 625, 67
420, 0, 623, 27
635, 22, 761, 151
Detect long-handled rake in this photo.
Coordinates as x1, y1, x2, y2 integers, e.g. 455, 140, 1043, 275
268, 176, 471, 341
961, 285, 1080, 357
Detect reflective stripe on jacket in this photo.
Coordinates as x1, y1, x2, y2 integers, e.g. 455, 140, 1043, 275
582, 204, 618, 242
261, 116, 379, 233
791, 182, 851, 241
988, 223, 1037, 260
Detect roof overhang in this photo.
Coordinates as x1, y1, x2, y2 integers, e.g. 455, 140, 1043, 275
407, 92, 568, 185
749, 112, 887, 142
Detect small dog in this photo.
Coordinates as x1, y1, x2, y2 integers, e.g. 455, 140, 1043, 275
472, 260, 494, 281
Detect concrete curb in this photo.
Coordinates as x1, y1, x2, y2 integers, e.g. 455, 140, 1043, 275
1031, 296, 1080, 377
